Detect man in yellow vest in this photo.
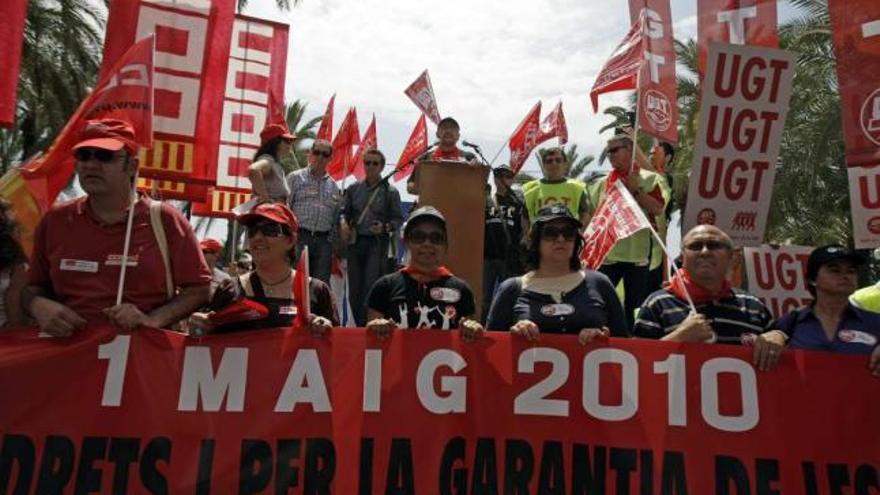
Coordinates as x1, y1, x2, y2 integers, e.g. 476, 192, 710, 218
522, 147, 590, 227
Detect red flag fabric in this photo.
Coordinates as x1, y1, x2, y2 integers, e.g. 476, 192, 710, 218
0, 0, 27, 128
393, 115, 428, 182
404, 70, 442, 125
829, 0, 880, 168
628, 0, 679, 143
590, 15, 645, 112
20, 36, 155, 211
316, 93, 335, 142
537, 101, 568, 145
327, 107, 360, 181
508, 102, 542, 174
351, 115, 378, 181
293, 246, 311, 328
697, 0, 778, 76
581, 180, 652, 269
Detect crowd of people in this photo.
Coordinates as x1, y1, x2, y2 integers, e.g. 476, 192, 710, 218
0, 116, 878, 377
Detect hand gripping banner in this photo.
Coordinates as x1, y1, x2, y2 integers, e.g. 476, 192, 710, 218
0, 325, 877, 493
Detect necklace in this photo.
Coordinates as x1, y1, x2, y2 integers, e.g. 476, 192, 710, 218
261, 269, 292, 296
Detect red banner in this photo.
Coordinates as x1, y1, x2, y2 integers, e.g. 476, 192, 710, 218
829, 0, 880, 169
327, 107, 360, 181
538, 101, 568, 145
316, 93, 335, 142
103, 0, 235, 185
404, 70, 441, 125
508, 102, 541, 174
743, 245, 813, 319
683, 43, 795, 246
191, 14, 290, 218
698, 0, 779, 76
590, 17, 644, 113
351, 115, 378, 181
393, 115, 428, 182
0, 0, 27, 127
582, 180, 652, 269
848, 165, 880, 249
0, 325, 877, 493
628, 0, 679, 144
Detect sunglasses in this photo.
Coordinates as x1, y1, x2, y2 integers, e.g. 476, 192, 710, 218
246, 222, 291, 238
406, 230, 446, 245
544, 157, 564, 165
74, 148, 119, 163
607, 146, 627, 154
311, 149, 332, 158
542, 225, 578, 241
364, 160, 382, 167
684, 240, 731, 252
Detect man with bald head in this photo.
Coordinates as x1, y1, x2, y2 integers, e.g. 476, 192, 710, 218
633, 225, 787, 370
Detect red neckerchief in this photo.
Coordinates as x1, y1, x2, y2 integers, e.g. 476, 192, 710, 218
401, 265, 453, 283
666, 269, 732, 304
606, 164, 639, 193
431, 148, 462, 161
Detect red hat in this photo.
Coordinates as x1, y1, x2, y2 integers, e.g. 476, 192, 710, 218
260, 123, 295, 144
72, 119, 138, 154
238, 202, 299, 234
199, 238, 223, 253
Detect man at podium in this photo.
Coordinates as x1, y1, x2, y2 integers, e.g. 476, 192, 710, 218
407, 117, 478, 195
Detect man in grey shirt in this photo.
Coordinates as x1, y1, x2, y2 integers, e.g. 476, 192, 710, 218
286, 139, 341, 284
341, 149, 403, 325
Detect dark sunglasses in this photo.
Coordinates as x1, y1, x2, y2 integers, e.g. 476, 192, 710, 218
311, 149, 332, 158
407, 230, 446, 245
684, 240, 731, 252
542, 225, 578, 241
74, 148, 118, 163
544, 157, 564, 164
246, 222, 291, 238
364, 160, 382, 167
607, 146, 627, 154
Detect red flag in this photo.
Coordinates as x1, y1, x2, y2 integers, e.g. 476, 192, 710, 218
327, 107, 360, 180
351, 115, 378, 181
697, 0, 778, 76
590, 15, 645, 112
393, 115, 428, 182
537, 101, 568, 145
581, 180, 652, 269
293, 246, 311, 328
0, 0, 27, 127
404, 70, 442, 125
316, 93, 335, 142
507, 102, 542, 174
20, 36, 155, 211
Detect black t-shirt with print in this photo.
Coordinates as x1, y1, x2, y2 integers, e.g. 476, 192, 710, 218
367, 271, 476, 329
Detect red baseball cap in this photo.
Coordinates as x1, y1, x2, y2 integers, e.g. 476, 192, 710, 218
199, 238, 223, 253
260, 123, 295, 145
238, 202, 299, 234
72, 119, 138, 154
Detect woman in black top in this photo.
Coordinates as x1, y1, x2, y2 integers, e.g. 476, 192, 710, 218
188, 203, 338, 334
486, 204, 628, 343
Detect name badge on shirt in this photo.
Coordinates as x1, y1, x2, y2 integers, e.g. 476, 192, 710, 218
278, 306, 297, 316
105, 254, 139, 267
838, 329, 878, 346
540, 303, 575, 317
430, 287, 461, 303
59, 259, 99, 273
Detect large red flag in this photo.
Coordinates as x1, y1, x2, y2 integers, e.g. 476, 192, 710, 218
20, 36, 155, 211
581, 180, 652, 269
507, 102, 542, 174
327, 107, 360, 181
404, 70, 442, 125
393, 115, 428, 182
293, 246, 311, 328
316, 93, 335, 142
590, 15, 645, 112
0, 0, 27, 128
537, 101, 568, 145
698, 0, 778, 76
351, 115, 378, 181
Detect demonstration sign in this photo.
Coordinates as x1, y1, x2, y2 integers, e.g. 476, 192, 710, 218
0, 326, 877, 494
743, 245, 812, 319
684, 42, 795, 246
697, 0, 778, 76
848, 165, 880, 249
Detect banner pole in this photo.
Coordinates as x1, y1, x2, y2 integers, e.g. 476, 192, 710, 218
629, 65, 643, 176
115, 169, 141, 306
489, 138, 509, 166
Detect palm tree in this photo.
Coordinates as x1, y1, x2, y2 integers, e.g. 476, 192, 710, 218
279, 100, 322, 172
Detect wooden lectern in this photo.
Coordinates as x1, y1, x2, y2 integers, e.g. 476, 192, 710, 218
416, 161, 490, 315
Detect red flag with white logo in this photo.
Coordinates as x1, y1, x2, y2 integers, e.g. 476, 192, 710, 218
404, 70, 442, 125
697, 0, 778, 76
0, 0, 27, 128
393, 115, 428, 182
316, 93, 335, 142
590, 15, 645, 112
20, 36, 155, 211
327, 107, 360, 181
537, 101, 568, 145
581, 181, 652, 269
293, 246, 311, 328
507, 102, 542, 174
352, 115, 378, 181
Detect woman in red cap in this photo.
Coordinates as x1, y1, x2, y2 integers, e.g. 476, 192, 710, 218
248, 123, 295, 204
188, 203, 339, 334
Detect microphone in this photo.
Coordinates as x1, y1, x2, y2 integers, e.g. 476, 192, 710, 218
462, 140, 481, 150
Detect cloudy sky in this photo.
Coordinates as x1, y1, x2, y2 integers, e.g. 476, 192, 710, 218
242, 0, 801, 181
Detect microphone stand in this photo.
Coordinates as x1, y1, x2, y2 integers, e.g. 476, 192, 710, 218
462, 141, 490, 166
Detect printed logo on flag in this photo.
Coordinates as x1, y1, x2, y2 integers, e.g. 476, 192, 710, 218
860, 87, 880, 145
644, 89, 672, 132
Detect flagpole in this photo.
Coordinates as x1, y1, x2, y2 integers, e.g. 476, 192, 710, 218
489, 138, 509, 166
115, 169, 141, 306
629, 65, 643, 176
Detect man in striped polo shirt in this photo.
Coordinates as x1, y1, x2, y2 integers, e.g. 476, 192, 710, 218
633, 225, 788, 370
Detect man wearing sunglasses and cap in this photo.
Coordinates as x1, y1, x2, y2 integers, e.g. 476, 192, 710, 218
22, 118, 211, 336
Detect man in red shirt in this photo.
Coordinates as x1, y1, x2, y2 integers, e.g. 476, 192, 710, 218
22, 119, 211, 336
407, 117, 478, 195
